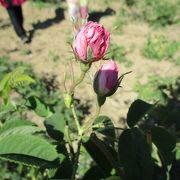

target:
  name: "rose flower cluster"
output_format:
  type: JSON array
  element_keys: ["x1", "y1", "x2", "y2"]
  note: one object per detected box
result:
[{"x1": 73, "y1": 21, "x2": 121, "y2": 101}]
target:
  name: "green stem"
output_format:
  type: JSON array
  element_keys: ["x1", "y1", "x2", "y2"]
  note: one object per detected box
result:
[
  {"x1": 71, "y1": 139, "x2": 82, "y2": 180},
  {"x1": 71, "y1": 103, "x2": 82, "y2": 136},
  {"x1": 69, "y1": 70, "x2": 86, "y2": 96},
  {"x1": 69, "y1": 62, "x2": 91, "y2": 96},
  {"x1": 64, "y1": 125, "x2": 75, "y2": 161},
  {"x1": 83, "y1": 98, "x2": 101, "y2": 133}
]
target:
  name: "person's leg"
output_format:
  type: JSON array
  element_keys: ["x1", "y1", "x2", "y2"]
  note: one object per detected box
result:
[
  {"x1": 16, "y1": 5, "x2": 24, "y2": 28},
  {"x1": 7, "y1": 6, "x2": 27, "y2": 42}
]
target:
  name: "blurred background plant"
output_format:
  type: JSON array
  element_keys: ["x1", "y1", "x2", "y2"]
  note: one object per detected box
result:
[
  {"x1": 0, "y1": 56, "x2": 91, "y2": 178},
  {"x1": 107, "y1": 42, "x2": 133, "y2": 67},
  {"x1": 142, "y1": 34, "x2": 180, "y2": 62}
]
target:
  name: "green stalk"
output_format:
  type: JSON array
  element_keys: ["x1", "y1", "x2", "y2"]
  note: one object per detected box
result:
[
  {"x1": 69, "y1": 70, "x2": 86, "y2": 96},
  {"x1": 71, "y1": 103, "x2": 82, "y2": 136},
  {"x1": 83, "y1": 97, "x2": 101, "y2": 133},
  {"x1": 71, "y1": 139, "x2": 82, "y2": 180},
  {"x1": 69, "y1": 62, "x2": 91, "y2": 96}
]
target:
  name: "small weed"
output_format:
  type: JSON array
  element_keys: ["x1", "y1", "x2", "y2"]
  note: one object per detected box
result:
[
  {"x1": 134, "y1": 75, "x2": 177, "y2": 104},
  {"x1": 29, "y1": 0, "x2": 60, "y2": 9},
  {"x1": 142, "y1": 0, "x2": 179, "y2": 27},
  {"x1": 20, "y1": 49, "x2": 32, "y2": 56},
  {"x1": 48, "y1": 50, "x2": 60, "y2": 62},
  {"x1": 142, "y1": 34, "x2": 180, "y2": 61},
  {"x1": 113, "y1": 8, "x2": 129, "y2": 33},
  {"x1": 107, "y1": 42, "x2": 133, "y2": 67}
]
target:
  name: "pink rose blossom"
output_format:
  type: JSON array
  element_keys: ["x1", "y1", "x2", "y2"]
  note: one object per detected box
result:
[
  {"x1": 73, "y1": 21, "x2": 110, "y2": 63},
  {"x1": 93, "y1": 60, "x2": 119, "y2": 97}
]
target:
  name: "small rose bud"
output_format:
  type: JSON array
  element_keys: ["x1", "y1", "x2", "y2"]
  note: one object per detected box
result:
[
  {"x1": 93, "y1": 60, "x2": 119, "y2": 97},
  {"x1": 73, "y1": 21, "x2": 110, "y2": 63},
  {"x1": 80, "y1": 6, "x2": 88, "y2": 20}
]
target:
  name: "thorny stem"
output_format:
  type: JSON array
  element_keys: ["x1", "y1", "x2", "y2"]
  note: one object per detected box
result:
[
  {"x1": 64, "y1": 125, "x2": 75, "y2": 161},
  {"x1": 83, "y1": 97, "x2": 101, "y2": 133},
  {"x1": 67, "y1": 62, "x2": 91, "y2": 179},
  {"x1": 69, "y1": 70, "x2": 86, "y2": 96},
  {"x1": 71, "y1": 103, "x2": 82, "y2": 136},
  {"x1": 71, "y1": 139, "x2": 82, "y2": 180}
]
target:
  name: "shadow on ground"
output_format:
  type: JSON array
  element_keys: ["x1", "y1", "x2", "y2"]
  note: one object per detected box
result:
[
  {"x1": 29, "y1": 7, "x2": 65, "y2": 42},
  {"x1": 88, "y1": 7, "x2": 116, "y2": 22}
]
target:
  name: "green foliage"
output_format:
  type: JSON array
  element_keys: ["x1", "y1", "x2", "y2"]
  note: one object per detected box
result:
[
  {"x1": 48, "y1": 50, "x2": 60, "y2": 62},
  {"x1": 0, "y1": 134, "x2": 58, "y2": 166},
  {"x1": 113, "y1": 8, "x2": 129, "y2": 33},
  {"x1": 0, "y1": 103, "x2": 16, "y2": 118},
  {"x1": 175, "y1": 143, "x2": 180, "y2": 160},
  {"x1": 152, "y1": 127, "x2": 176, "y2": 166},
  {"x1": 25, "y1": 96, "x2": 52, "y2": 117},
  {"x1": 118, "y1": 127, "x2": 153, "y2": 180},
  {"x1": 107, "y1": 43, "x2": 133, "y2": 67},
  {"x1": 142, "y1": 34, "x2": 180, "y2": 61},
  {"x1": 134, "y1": 75, "x2": 177, "y2": 104},
  {"x1": 0, "y1": 67, "x2": 35, "y2": 104},
  {"x1": 115, "y1": 0, "x2": 179, "y2": 29},
  {"x1": 105, "y1": 176, "x2": 122, "y2": 180},
  {"x1": 29, "y1": 0, "x2": 60, "y2": 9},
  {"x1": 83, "y1": 133, "x2": 117, "y2": 178},
  {"x1": 142, "y1": 0, "x2": 179, "y2": 27},
  {"x1": 44, "y1": 112, "x2": 65, "y2": 141},
  {"x1": 0, "y1": 161, "x2": 43, "y2": 180},
  {"x1": 92, "y1": 116, "x2": 115, "y2": 146},
  {"x1": 0, "y1": 119, "x2": 58, "y2": 168},
  {"x1": 0, "y1": 124, "x2": 42, "y2": 139},
  {"x1": 127, "y1": 99, "x2": 152, "y2": 127},
  {"x1": 0, "y1": 119, "x2": 35, "y2": 134},
  {"x1": 20, "y1": 49, "x2": 32, "y2": 56}
]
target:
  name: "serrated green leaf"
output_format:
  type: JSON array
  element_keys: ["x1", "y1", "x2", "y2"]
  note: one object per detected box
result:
[
  {"x1": 93, "y1": 116, "x2": 115, "y2": 146},
  {"x1": 83, "y1": 165, "x2": 107, "y2": 180},
  {"x1": 83, "y1": 133, "x2": 117, "y2": 177},
  {"x1": 152, "y1": 127, "x2": 176, "y2": 166},
  {"x1": 0, "y1": 67, "x2": 34, "y2": 104},
  {"x1": 0, "y1": 119, "x2": 35, "y2": 134},
  {"x1": 0, "y1": 103, "x2": 16, "y2": 117},
  {"x1": 118, "y1": 127, "x2": 153, "y2": 180},
  {"x1": 0, "y1": 73, "x2": 11, "y2": 92},
  {"x1": 11, "y1": 75, "x2": 35, "y2": 87},
  {"x1": 0, "y1": 126, "x2": 42, "y2": 139},
  {"x1": 175, "y1": 143, "x2": 180, "y2": 160},
  {"x1": 0, "y1": 134, "x2": 58, "y2": 163},
  {"x1": 0, "y1": 154, "x2": 57, "y2": 168},
  {"x1": 105, "y1": 176, "x2": 122, "y2": 180},
  {"x1": 44, "y1": 112, "x2": 65, "y2": 141},
  {"x1": 25, "y1": 96, "x2": 52, "y2": 117},
  {"x1": 127, "y1": 99, "x2": 152, "y2": 127}
]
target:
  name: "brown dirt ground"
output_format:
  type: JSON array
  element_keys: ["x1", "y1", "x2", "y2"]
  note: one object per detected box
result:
[{"x1": 0, "y1": 0, "x2": 179, "y2": 127}]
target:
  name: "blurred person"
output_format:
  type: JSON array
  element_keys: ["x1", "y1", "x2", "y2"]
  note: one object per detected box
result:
[{"x1": 0, "y1": 0, "x2": 29, "y2": 43}]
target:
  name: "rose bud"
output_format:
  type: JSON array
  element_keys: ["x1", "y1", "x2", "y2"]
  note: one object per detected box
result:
[
  {"x1": 80, "y1": 6, "x2": 88, "y2": 20},
  {"x1": 93, "y1": 60, "x2": 119, "y2": 97},
  {"x1": 73, "y1": 21, "x2": 110, "y2": 63},
  {"x1": 79, "y1": 0, "x2": 88, "y2": 20}
]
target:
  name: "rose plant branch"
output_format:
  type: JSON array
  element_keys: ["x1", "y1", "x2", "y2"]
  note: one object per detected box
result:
[
  {"x1": 63, "y1": 21, "x2": 128, "y2": 178},
  {"x1": 71, "y1": 103, "x2": 82, "y2": 136},
  {"x1": 71, "y1": 139, "x2": 82, "y2": 180}
]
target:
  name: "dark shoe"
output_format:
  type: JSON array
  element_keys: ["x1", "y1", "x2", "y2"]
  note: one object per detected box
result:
[{"x1": 20, "y1": 35, "x2": 29, "y2": 44}]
